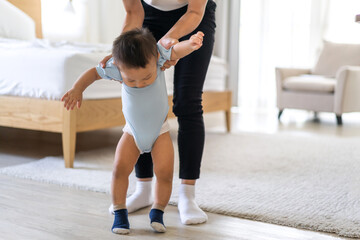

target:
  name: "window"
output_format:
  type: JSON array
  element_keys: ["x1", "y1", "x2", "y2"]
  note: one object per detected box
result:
[{"x1": 238, "y1": 0, "x2": 360, "y2": 111}]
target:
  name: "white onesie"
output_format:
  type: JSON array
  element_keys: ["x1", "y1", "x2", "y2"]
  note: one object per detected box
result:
[{"x1": 96, "y1": 43, "x2": 172, "y2": 153}]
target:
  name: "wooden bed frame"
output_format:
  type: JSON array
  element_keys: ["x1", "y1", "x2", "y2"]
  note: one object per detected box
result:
[{"x1": 1, "y1": 0, "x2": 232, "y2": 168}]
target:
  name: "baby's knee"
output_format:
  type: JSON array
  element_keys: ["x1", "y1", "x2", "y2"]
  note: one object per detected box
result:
[
  {"x1": 155, "y1": 169, "x2": 173, "y2": 183},
  {"x1": 113, "y1": 162, "x2": 132, "y2": 179}
]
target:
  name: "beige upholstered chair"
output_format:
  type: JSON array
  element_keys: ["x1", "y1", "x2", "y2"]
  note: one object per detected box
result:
[{"x1": 276, "y1": 41, "x2": 360, "y2": 125}]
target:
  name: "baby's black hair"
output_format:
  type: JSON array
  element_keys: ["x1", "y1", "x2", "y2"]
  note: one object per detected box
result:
[{"x1": 112, "y1": 28, "x2": 157, "y2": 68}]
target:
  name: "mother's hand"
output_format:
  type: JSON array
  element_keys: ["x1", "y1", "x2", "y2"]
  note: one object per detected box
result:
[
  {"x1": 159, "y1": 37, "x2": 179, "y2": 71},
  {"x1": 99, "y1": 54, "x2": 112, "y2": 68}
]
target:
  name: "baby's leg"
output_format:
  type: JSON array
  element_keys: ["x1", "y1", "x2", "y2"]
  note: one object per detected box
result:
[
  {"x1": 149, "y1": 132, "x2": 174, "y2": 232},
  {"x1": 111, "y1": 132, "x2": 140, "y2": 234}
]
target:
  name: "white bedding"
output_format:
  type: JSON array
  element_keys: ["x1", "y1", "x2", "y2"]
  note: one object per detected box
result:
[{"x1": 0, "y1": 38, "x2": 227, "y2": 100}]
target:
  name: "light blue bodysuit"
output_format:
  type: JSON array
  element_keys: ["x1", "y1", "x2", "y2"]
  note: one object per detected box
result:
[{"x1": 96, "y1": 43, "x2": 172, "y2": 153}]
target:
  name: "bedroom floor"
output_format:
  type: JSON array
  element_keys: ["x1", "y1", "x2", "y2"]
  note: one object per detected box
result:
[{"x1": 1, "y1": 109, "x2": 359, "y2": 240}]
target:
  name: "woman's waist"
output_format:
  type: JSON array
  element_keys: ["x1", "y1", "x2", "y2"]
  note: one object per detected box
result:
[{"x1": 143, "y1": 0, "x2": 188, "y2": 11}]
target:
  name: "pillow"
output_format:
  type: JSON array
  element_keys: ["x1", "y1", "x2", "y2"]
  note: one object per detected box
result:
[
  {"x1": 0, "y1": 0, "x2": 36, "y2": 40},
  {"x1": 312, "y1": 41, "x2": 360, "y2": 78}
]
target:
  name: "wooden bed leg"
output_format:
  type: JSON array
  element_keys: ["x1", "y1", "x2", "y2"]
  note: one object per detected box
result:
[
  {"x1": 62, "y1": 108, "x2": 77, "y2": 168},
  {"x1": 225, "y1": 91, "x2": 232, "y2": 132},
  {"x1": 225, "y1": 110, "x2": 231, "y2": 132}
]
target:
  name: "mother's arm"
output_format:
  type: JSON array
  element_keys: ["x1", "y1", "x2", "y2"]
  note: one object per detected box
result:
[
  {"x1": 100, "y1": 0, "x2": 144, "y2": 67},
  {"x1": 121, "y1": 0, "x2": 144, "y2": 32},
  {"x1": 158, "y1": 0, "x2": 208, "y2": 70},
  {"x1": 159, "y1": 0, "x2": 208, "y2": 45}
]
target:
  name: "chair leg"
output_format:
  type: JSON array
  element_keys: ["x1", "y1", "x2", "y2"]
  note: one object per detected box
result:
[
  {"x1": 313, "y1": 111, "x2": 320, "y2": 122},
  {"x1": 314, "y1": 111, "x2": 318, "y2": 119},
  {"x1": 278, "y1": 109, "x2": 284, "y2": 120},
  {"x1": 336, "y1": 114, "x2": 343, "y2": 126}
]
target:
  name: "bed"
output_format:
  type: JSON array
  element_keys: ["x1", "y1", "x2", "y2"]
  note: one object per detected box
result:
[{"x1": 0, "y1": 0, "x2": 232, "y2": 168}]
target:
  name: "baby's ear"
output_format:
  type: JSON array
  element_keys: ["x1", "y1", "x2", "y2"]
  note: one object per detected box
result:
[{"x1": 157, "y1": 51, "x2": 160, "y2": 60}]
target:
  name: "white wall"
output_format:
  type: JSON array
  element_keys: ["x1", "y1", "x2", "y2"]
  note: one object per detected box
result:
[
  {"x1": 324, "y1": 0, "x2": 360, "y2": 43},
  {"x1": 42, "y1": 0, "x2": 126, "y2": 44}
]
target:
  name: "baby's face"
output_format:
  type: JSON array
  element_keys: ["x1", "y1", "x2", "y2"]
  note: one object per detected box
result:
[{"x1": 117, "y1": 57, "x2": 157, "y2": 88}]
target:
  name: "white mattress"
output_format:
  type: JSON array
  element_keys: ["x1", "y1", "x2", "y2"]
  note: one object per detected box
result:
[{"x1": 0, "y1": 38, "x2": 227, "y2": 100}]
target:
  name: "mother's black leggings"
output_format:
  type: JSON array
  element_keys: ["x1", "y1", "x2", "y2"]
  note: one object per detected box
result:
[{"x1": 135, "y1": 0, "x2": 216, "y2": 180}]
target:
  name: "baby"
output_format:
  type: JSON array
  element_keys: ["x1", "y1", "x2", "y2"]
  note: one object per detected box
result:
[{"x1": 61, "y1": 28, "x2": 204, "y2": 234}]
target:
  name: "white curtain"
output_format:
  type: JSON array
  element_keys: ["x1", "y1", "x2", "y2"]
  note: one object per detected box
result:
[
  {"x1": 237, "y1": 0, "x2": 360, "y2": 111},
  {"x1": 42, "y1": 0, "x2": 125, "y2": 44},
  {"x1": 238, "y1": 0, "x2": 328, "y2": 111},
  {"x1": 213, "y1": 0, "x2": 240, "y2": 105}
]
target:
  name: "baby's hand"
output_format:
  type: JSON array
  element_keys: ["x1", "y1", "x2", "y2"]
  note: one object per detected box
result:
[
  {"x1": 61, "y1": 88, "x2": 83, "y2": 110},
  {"x1": 189, "y1": 31, "x2": 204, "y2": 50}
]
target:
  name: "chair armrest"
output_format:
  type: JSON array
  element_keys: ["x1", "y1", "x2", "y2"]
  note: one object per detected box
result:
[
  {"x1": 276, "y1": 67, "x2": 312, "y2": 80},
  {"x1": 275, "y1": 67, "x2": 311, "y2": 109},
  {"x1": 334, "y1": 66, "x2": 360, "y2": 114},
  {"x1": 275, "y1": 67, "x2": 311, "y2": 92}
]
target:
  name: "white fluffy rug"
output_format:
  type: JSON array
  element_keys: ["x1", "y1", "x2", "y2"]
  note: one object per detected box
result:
[{"x1": 1, "y1": 132, "x2": 360, "y2": 238}]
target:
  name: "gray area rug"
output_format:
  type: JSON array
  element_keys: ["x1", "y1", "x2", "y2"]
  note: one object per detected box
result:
[{"x1": 1, "y1": 132, "x2": 360, "y2": 238}]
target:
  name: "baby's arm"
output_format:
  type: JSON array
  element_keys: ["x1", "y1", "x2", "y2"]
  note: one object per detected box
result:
[
  {"x1": 61, "y1": 67, "x2": 102, "y2": 110},
  {"x1": 170, "y1": 31, "x2": 204, "y2": 60}
]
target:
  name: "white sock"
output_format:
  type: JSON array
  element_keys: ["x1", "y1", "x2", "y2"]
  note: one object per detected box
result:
[
  {"x1": 109, "y1": 180, "x2": 153, "y2": 214},
  {"x1": 178, "y1": 184, "x2": 208, "y2": 225}
]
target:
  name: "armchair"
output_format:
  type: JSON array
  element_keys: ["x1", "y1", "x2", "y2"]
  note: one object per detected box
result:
[{"x1": 276, "y1": 41, "x2": 360, "y2": 125}]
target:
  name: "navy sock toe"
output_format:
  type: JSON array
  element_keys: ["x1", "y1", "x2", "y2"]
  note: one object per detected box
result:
[
  {"x1": 112, "y1": 209, "x2": 130, "y2": 232},
  {"x1": 149, "y1": 208, "x2": 164, "y2": 225}
]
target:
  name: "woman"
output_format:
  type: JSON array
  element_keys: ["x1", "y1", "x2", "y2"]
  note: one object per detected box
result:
[{"x1": 101, "y1": 0, "x2": 216, "y2": 225}]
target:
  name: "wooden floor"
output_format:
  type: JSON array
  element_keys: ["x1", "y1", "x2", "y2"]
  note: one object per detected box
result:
[{"x1": 1, "y1": 109, "x2": 359, "y2": 240}]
